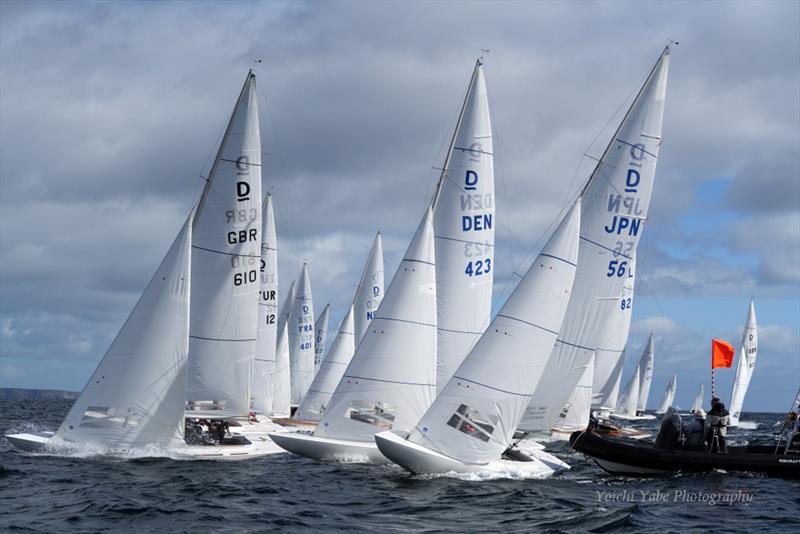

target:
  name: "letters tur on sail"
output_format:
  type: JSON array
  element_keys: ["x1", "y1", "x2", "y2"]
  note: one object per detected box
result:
[
  {"x1": 314, "y1": 208, "x2": 437, "y2": 443},
  {"x1": 57, "y1": 215, "x2": 192, "y2": 448},
  {"x1": 524, "y1": 48, "x2": 671, "y2": 432},
  {"x1": 408, "y1": 200, "x2": 579, "y2": 465},
  {"x1": 433, "y1": 59, "x2": 495, "y2": 392},
  {"x1": 186, "y1": 71, "x2": 262, "y2": 418}
]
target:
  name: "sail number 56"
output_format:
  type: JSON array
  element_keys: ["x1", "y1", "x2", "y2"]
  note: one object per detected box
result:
[{"x1": 606, "y1": 260, "x2": 627, "y2": 277}]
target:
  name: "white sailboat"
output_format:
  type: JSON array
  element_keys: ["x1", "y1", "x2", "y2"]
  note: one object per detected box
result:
[
  {"x1": 293, "y1": 233, "x2": 385, "y2": 422},
  {"x1": 612, "y1": 364, "x2": 641, "y2": 420},
  {"x1": 252, "y1": 194, "x2": 279, "y2": 416},
  {"x1": 271, "y1": 208, "x2": 437, "y2": 463},
  {"x1": 277, "y1": 280, "x2": 296, "y2": 334},
  {"x1": 289, "y1": 263, "x2": 315, "y2": 406},
  {"x1": 375, "y1": 201, "x2": 580, "y2": 475},
  {"x1": 598, "y1": 351, "x2": 624, "y2": 417},
  {"x1": 270, "y1": 309, "x2": 292, "y2": 419},
  {"x1": 655, "y1": 374, "x2": 677, "y2": 414},
  {"x1": 550, "y1": 353, "x2": 595, "y2": 441},
  {"x1": 636, "y1": 333, "x2": 655, "y2": 416},
  {"x1": 523, "y1": 47, "x2": 671, "y2": 433},
  {"x1": 353, "y1": 232, "x2": 385, "y2": 344},
  {"x1": 314, "y1": 303, "x2": 331, "y2": 373},
  {"x1": 729, "y1": 300, "x2": 758, "y2": 427},
  {"x1": 690, "y1": 383, "x2": 705, "y2": 414},
  {"x1": 7, "y1": 216, "x2": 193, "y2": 453},
  {"x1": 432, "y1": 58, "x2": 495, "y2": 391}
]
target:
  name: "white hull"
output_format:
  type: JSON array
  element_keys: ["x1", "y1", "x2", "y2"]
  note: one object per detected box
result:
[
  {"x1": 6, "y1": 432, "x2": 54, "y2": 452},
  {"x1": 374, "y1": 431, "x2": 567, "y2": 476},
  {"x1": 269, "y1": 431, "x2": 389, "y2": 463},
  {"x1": 550, "y1": 427, "x2": 585, "y2": 442},
  {"x1": 610, "y1": 413, "x2": 656, "y2": 421}
]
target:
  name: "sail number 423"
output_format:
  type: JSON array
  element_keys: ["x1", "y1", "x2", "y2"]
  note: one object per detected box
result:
[{"x1": 465, "y1": 258, "x2": 491, "y2": 277}]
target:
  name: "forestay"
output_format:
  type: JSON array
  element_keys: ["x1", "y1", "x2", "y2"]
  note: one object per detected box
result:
[
  {"x1": 432, "y1": 59, "x2": 495, "y2": 391},
  {"x1": 525, "y1": 48, "x2": 671, "y2": 432},
  {"x1": 407, "y1": 201, "x2": 579, "y2": 465},
  {"x1": 636, "y1": 333, "x2": 655, "y2": 412},
  {"x1": 314, "y1": 303, "x2": 331, "y2": 373},
  {"x1": 729, "y1": 301, "x2": 757, "y2": 426},
  {"x1": 656, "y1": 374, "x2": 677, "y2": 414},
  {"x1": 57, "y1": 216, "x2": 192, "y2": 448},
  {"x1": 294, "y1": 305, "x2": 356, "y2": 421},
  {"x1": 289, "y1": 263, "x2": 315, "y2": 405},
  {"x1": 314, "y1": 208, "x2": 437, "y2": 443},
  {"x1": 353, "y1": 232, "x2": 385, "y2": 344},
  {"x1": 253, "y1": 194, "x2": 279, "y2": 414},
  {"x1": 616, "y1": 364, "x2": 641, "y2": 418},
  {"x1": 186, "y1": 71, "x2": 262, "y2": 418}
]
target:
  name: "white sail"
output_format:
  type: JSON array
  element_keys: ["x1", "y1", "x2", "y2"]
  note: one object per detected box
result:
[
  {"x1": 314, "y1": 303, "x2": 331, "y2": 373},
  {"x1": 525, "y1": 48, "x2": 671, "y2": 432},
  {"x1": 655, "y1": 374, "x2": 677, "y2": 414},
  {"x1": 554, "y1": 353, "x2": 595, "y2": 433},
  {"x1": 433, "y1": 59, "x2": 495, "y2": 391},
  {"x1": 407, "y1": 201, "x2": 579, "y2": 465},
  {"x1": 294, "y1": 305, "x2": 356, "y2": 422},
  {"x1": 729, "y1": 301, "x2": 758, "y2": 426},
  {"x1": 186, "y1": 71, "x2": 262, "y2": 418},
  {"x1": 691, "y1": 383, "x2": 704, "y2": 413},
  {"x1": 289, "y1": 263, "x2": 315, "y2": 405},
  {"x1": 253, "y1": 194, "x2": 279, "y2": 414},
  {"x1": 353, "y1": 232, "x2": 385, "y2": 344},
  {"x1": 271, "y1": 314, "x2": 292, "y2": 417},
  {"x1": 57, "y1": 216, "x2": 192, "y2": 448},
  {"x1": 278, "y1": 280, "x2": 296, "y2": 335},
  {"x1": 603, "y1": 352, "x2": 625, "y2": 411},
  {"x1": 314, "y1": 208, "x2": 437, "y2": 443},
  {"x1": 616, "y1": 364, "x2": 641, "y2": 418},
  {"x1": 636, "y1": 333, "x2": 655, "y2": 412}
]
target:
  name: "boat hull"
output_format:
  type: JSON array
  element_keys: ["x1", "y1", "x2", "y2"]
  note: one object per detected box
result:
[
  {"x1": 6, "y1": 432, "x2": 54, "y2": 452},
  {"x1": 374, "y1": 431, "x2": 566, "y2": 477},
  {"x1": 570, "y1": 430, "x2": 800, "y2": 478},
  {"x1": 269, "y1": 431, "x2": 389, "y2": 463}
]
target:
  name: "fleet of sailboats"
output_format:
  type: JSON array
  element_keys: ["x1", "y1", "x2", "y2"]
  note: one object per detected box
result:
[{"x1": 7, "y1": 46, "x2": 779, "y2": 479}]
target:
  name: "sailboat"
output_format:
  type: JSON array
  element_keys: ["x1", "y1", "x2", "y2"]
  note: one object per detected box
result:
[
  {"x1": 9, "y1": 71, "x2": 285, "y2": 458},
  {"x1": 690, "y1": 383, "x2": 705, "y2": 414},
  {"x1": 729, "y1": 300, "x2": 758, "y2": 427},
  {"x1": 635, "y1": 334, "x2": 655, "y2": 418},
  {"x1": 313, "y1": 303, "x2": 331, "y2": 373},
  {"x1": 270, "y1": 208, "x2": 437, "y2": 462},
  {"x1": 549, "y1": 354, "x2": 595, "y2": 441},
  {"x1": 375, "y1": 201, "x2": 580, "y2": 475},
  {"x1": 523, "y1": 47, "x2": 671, "y2": 434},
  {"x1": 655, "y1": 374, "x2": 677, "y2": 414},
  {"x1": 269, "y1": 279, "x2": 294, "y2": 419},
  {"x1": 289, "y1": 263, "x2": 315, "y2": 408},
  {"x1": 612, "y1": 364, "x2": 641, "y2": 420},
  {"x1": 293, "y1": 233, "x2": 385, "y2": 422}
]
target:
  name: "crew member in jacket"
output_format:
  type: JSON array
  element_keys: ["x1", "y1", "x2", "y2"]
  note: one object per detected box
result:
[{"x1": 705, "y1": 399, "x2": 730, "y2": 453}]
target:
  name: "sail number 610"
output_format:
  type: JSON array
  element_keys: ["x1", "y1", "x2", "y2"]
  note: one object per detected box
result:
[{"x1": 606, "y1": 260, "x2": 628, "y2": 277}]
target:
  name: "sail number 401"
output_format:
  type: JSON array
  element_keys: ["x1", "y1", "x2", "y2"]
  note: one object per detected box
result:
[
  {"x1": 606, "y1": 260, "x2": 628, "y2": 277},
  {"x1": 465, "y1": 258, "x2": 491, "y2": 277}
]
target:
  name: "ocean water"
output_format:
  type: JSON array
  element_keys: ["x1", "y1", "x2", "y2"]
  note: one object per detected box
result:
[{"x1": 1, "y1": 400, "x2": 798, "y2": 533}]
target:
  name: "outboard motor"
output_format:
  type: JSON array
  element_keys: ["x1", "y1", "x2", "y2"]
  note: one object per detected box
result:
[{"x1": 655, "y1": 408, "x2": 682, "y2": 451}]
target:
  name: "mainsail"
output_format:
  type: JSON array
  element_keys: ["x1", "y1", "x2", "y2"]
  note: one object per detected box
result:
[
  {"x1": 690, "y1": 383, "x2": 704, "y2": 413},
  {"x1": 289, "y1": 263, "x2": 314, "y2": 405},
  {"x1": 554, "y1": 353, "x2": 595, "y2": 434},
  {"x1": 314, "y1": 208, "x2": 437, "y2": 443},
  {"x1": 278, "y1": 280, "x2": 296, "y2": 334},
  {"x1": 603, "y1": 351, "x2": 625, "y2": 412},
  {"x1": 525, "y1": 48, "x2": 671, "y2": 432},
  {"x1": 253, "y1": 194, "x2": 279, "y2": 414},
  {"x1": 57, "y1": 215, "x2": 192, "y2": 448},
  {"x1": 432, "y1": 58, "x2": 495, "y2": 391},
  {"x1": 186, "y1": 71, "x2": 262, "y2": 418},
  {"x1": 655, "y1": 374, "x2": 677, "y2": 414},
  {"x1": 314, "y1": 303, "x2": 331, "y2": 373},
  {"x1": 294, "y1": 305, "x2": 355, "y2": 421},
  {"x1": 636, "y1": 333, "x2": 655, "y2": 412},
  {"x1": 729, "y1": 301, "x2": 758, "y2": 426},
  {"x1": 616, "y1": 364, "x2": 641, "y2": 418},
  {"x1": 271, "y1": 311, "x2": 292, "y2": 417},
  {"x1": 406, "y1": 201, "x2": 579, "y2": 465},
  {"x1": 353, "y1": 232, "x2": 384, "y2": 343}
]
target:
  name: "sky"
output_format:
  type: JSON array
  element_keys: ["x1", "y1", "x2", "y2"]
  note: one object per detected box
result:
[{"x1": 1, "y1": 0, "x2": 798, "y2": 412}]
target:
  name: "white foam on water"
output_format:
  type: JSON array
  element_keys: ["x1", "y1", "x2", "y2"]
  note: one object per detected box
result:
[
  {"x1": 736, "y1": 421, "x2": 759, "y2": 430},
  {"x1": 415, "y1": 463, "x2": 555, "y2": 482}
]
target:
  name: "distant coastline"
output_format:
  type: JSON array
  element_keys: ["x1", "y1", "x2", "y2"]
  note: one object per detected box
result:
[{"x1": 0, "y1": 388, "x2": 80, "y2": 400}]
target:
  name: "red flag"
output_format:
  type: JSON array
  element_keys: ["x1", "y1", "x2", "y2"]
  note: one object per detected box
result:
[{"x1": 711, "y1": 339, "x2": 734, "y2": 368}]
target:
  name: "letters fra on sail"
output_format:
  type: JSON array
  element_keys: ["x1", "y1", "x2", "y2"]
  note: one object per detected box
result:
[{"x1": 711, "y1": 339, "x2": 735, "y2": 368}]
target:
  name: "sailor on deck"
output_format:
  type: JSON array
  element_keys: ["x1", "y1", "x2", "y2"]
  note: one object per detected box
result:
[
  {"x1": 705, "y1": 399, "x2": 729, "y2": 453},
  {"x1": 683, "y1": 409, "x2": 706, "y2": 450}
]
